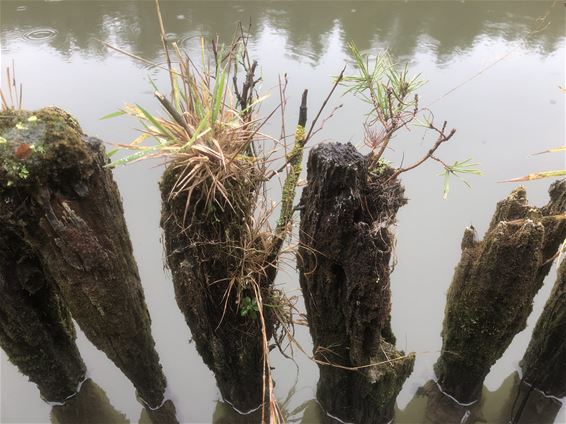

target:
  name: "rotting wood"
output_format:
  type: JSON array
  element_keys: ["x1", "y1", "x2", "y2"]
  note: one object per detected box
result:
[
  {"x1": 0, "y1": 229, "x2": 86, "y2": 403},
  {"x1": 435, "y1": 181, "x2": 566, "y2": 404},
  {"x1": 160, "y1": 160, "x2": 272, "y2": 413},
  {"x1": 520, "y1": 255, "x2": 566, "y2": 398},
  {"x1": 298, "y1": 142, "x2": 414, "y2": 424},
  {"x1": 0, "y1": 107, "x2": 171, "y2": 413}
]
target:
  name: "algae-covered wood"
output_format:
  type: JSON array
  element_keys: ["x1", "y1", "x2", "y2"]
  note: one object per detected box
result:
[
  {"x1": 0, "y1": 108, "x2": 168, "y2": 409},
  {"x1": 435, "y1": 182, "x2": 566, "y2": 403}
]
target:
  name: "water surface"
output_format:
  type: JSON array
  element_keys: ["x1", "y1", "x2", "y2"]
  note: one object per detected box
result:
[{"x1": 1, "y1": 1, "x2": 565, "y2": 423}]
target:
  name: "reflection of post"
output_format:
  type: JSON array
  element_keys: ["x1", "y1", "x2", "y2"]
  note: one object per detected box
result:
[
  {"x1": 399, "y1": 372, "x2": 563, "y2": 424},
  {"x1": 138, "y1": 399, "x2": 179, "y2": 424},
  {"x1": 0, "y1": 231, "x2": 86, "y2": 403},
  {"x1": 520, "y1": 257, "x2": 566, "y2": 399},
  {"x1": 51, "y1": 379, "x2": 128, "y2": 424},
  {"x1": 496, "y1": 372, "x2": 562, "y2": 424},
  {"x1": 435, "y1": 183, "x2": 566, "y2": 404},
  {"x1": 211, "y1": 401, "x2": 262, "y2": 424},
  {"x1": 396, "y1": 380, "x2": 485, "y2": 424},
  {"x1": 298, "y1": 143, "x2": 414, "y2": 424},
  {"x1": 0, "y1": 108, "x2": 169, "y2": 409}
]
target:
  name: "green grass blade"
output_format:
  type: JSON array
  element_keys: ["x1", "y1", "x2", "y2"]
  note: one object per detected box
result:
[
  {"x1": 136, "y1": 104, "x2": 175, "y2": 140},
  {"x1": 100, "y1": 110, "x2": 126, "y2": 120}
]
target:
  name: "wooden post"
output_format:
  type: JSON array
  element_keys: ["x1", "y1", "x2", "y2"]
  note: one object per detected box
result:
[
  {"x1": 0, "y1": 230, "x2": 86, "y2": 403},
  {"x1": 298, "y1": 142, "x2": 414, "y2": 424},
  {"x1": 520, "y1": 256, "x2": 566, "y2": 398},
  {"x1": 0, "y1": 107, "x2": 169, "y2": 410},
  {"x1": 435, "y1": 182, "x2": 566, "y2": 404}
]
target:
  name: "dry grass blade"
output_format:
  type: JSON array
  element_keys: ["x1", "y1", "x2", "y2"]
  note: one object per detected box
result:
[{"x1": 1, "y1": 61, "x2": 23, "y2": 111}]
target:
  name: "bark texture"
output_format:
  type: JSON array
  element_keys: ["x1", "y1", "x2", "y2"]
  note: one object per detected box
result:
[
  {"x1": 0, "y1": 230, "x2": 86, "y2": 402},
  {"x1": 520, "y1": 256, "x2": 566, "y2": 398},
  {"x1": 160, "y1": 165, "x2": 273, "y2": 412},
  {"x1": 298, "y1": 142, "x2": 414, "y2": 424},
  {"x1": 435, "y1": 182, "x2": 566, "y2": 404},
  {"x1": 0, "y1": 108, "x2": 167, "y2": 407}
]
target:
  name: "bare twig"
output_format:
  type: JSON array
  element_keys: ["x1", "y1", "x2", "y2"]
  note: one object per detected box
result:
[
  {"x1": 266, "y1": 68, "x2": 344, "y2": 180},
  {"x1": 387, "y1": 121, "x2": 456, "y2": 181},
  {"x1": 304, "y1": 65, "x2": 346, "y2": 143},
  {"x1": 154, "y1": 91, "x2": 190, "y2": 135}
]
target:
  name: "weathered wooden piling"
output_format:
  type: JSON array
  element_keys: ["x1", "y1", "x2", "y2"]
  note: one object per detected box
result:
[
  {"x1": 0, "y1": 230, "x2": 86, "y2": 403},
  {"x1": 298, "y1": 142, "x2": 415, "y2": 424},
  {"x1": 160, "y1": 164, "x2": 273, "y2": 412},
  {"x1": 0, "y1": 108, "x2": 168, "y2": 408},
  {"x1": 435, "y1": 182, "x2": 566, "y2": 404},
  {"x1": 520, "y1": 255, "x2": 566, "y2": 398}
]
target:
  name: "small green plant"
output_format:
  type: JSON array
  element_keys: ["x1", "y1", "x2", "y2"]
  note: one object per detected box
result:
[
  {"x1": 342, "y1": 42, "x2": 480, "y2": 198},
  {"x1": 439, "y1": 159, "x2": 482, "y2": 199},
  {"x1": 240, "y1": 296, "x2": 259, "y2": 320}
]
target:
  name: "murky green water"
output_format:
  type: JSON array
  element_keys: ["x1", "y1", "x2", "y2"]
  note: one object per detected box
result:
[{"x1": 1, "y1": 1, "x2": 565, "y2": 423}]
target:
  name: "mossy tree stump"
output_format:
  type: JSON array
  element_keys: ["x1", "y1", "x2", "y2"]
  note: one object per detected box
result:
[
  {"x1": 520, "y1": 254, "x2": 566, "y2": 398},
  {"x1": 0, "y1": 108, "x2": 168, "y2": 409},
  {"x1": 160, "y1": 165, "x2": 273, "y2": 413},
  {"x1": 0, "y1": 230, "x2": 86, "y2": 403},
  {"x1": 435, "y1": 182, "x2": 566, "y2": 404},
  {"x1": 297, "y1": 142, "x2": 415, "y2": 424}
]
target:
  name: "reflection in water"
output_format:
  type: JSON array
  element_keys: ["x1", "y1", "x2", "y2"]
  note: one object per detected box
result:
[
  {"x1": 138, "y1": 399, "x2": 179, "y2": 424},
  {"x1": 396, "y1": 372, "x2": 563, "y2": 424},
  {"x1": 0, "y1": 1, "x2": 563, "y2": 62},
  {"x1": 212, "y1": 401, "x2": 263, "y2": 424},
  {"x1": 397, "y1": 380, "x2": 485, "y2": 423},
  {"x1": 492, "y1": 372, "x2": 562, "y2": 424},
  {"x1": 51, "y1": 379, "x2": 129, "y2": 424},
  {"x1": 212, "y1": 398, "x2": 322, "y2": 424}
]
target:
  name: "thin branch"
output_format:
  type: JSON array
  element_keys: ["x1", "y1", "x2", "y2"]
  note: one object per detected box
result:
[
  {"x1": 266, "y1": 68, "x2": 344, "y2": 180},
  {"x1": 388, "y1": 122, "x2": 456, "y2": 181},
  {"x1": 304, "y1": 65, "x2": 345, "y2": 143},
  {"x1": 154, "y1": 90, "x2": 191, "y2": 135}
]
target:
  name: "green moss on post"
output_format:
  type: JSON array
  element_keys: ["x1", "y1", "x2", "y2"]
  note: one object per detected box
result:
[
  {"x1": 435, "y1": 182, "x2": 566, "y2": 404},
  {"x1": 160, "y1": 164, "x2": 271, "y2": 413},
  {"x1": 0, "y1": 231, "x2": 86, "y2": 403},
  {"x1": 0, "y1": 108, "x2": 170, "y2": 411},
  {"x1": 298, "y1": 142, "x2": 414, "y2": 424},
  {"x1": 520, "y1": 257, "x2": 566, "y2": 398}
]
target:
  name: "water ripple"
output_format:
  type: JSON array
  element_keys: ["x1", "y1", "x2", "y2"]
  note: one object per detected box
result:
[{"x1": 23, "y1": 28, "x2": 58, "y2": 42}]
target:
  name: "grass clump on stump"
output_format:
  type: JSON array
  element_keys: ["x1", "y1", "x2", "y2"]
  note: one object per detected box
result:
[
  {"x1": 107, "y1": 17, "x2": 311, "y2": 415},
  {"x1": 435, "y1": 181, "x2": 566, "y2": 404},
  {"x1": 0, "y1": 107, "x2": 171, "y2": 413}
]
